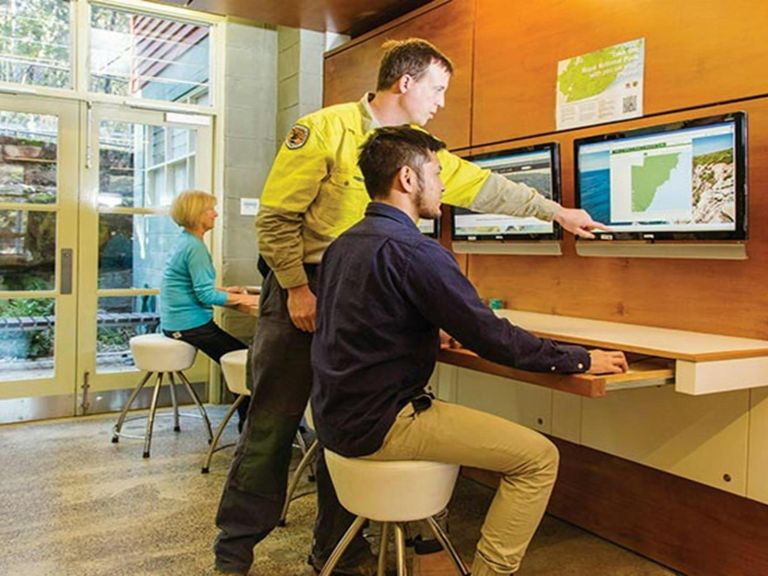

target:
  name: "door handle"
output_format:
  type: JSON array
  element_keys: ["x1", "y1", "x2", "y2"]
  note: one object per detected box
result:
[{"x1": 60, "y1": 248, "x2": 73, "y2": 295}]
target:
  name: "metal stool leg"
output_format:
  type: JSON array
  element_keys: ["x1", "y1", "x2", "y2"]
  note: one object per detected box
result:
[
  {"x1": 425, "y1": 516, "x2": 470, "y2": 576},
  {"x1": 294, "y1": 428, "x2": 317, "y2": 481},
  {"x1": 142, "y1": 372, "x2": 164, "y2": 458},
  {"x1": 168, "y1": 371, "x2": 181, "y2": 432},
  {"x1": 319, "y1": 516, "x2": 367, "y2": 576},
  {"x1": 378, "y1": 522, "x2": 390, "y2": 576},
  {"x1": 394, "y1": 523, "x2": 408, "y2": 576},
  {"x1": 201, "y1": 395, "x2": 245, "y2": 474},
  {"x1": 176, "y1": 370, "x2": 213, "y2": 442},
  {"x1": 278, "y1": 439, "x2": 320, "y2": 526},
  {"x1": 112, "y1": 371, "x2": 153, "y2": 442}
]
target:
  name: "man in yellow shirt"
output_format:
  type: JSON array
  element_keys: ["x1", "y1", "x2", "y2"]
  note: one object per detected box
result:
[{"x1": 213, "y1": 39, "x2": 606, "y2": 576}]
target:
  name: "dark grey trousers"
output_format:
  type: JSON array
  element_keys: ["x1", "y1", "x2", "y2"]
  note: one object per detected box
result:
[{"x1": 213, "y1": 267, "x2": 369, "y2": 572}]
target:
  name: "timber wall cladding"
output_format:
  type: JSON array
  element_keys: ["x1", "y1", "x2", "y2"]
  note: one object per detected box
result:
[
  {"x1": 473, "y1": 0, "x2": 768, "y2": 142},
  {"x1": 468, "y1": 0, "x2": 768, "y2": 339},
  {"x1": 324, "y1": 0, "x2": 768, "y2": 338}
]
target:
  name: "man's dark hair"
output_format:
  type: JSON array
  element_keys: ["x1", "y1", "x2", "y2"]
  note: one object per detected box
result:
[
  {"x1": 358, "y1": 126, "x2": 446, "y2": 200},
  {"x1": 376, "y1": 38, "x2": 454, "y2": 91}
]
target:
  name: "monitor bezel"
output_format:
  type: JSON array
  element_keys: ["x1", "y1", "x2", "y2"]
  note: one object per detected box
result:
[
  {"x1": 574, "y1": 112, "x2": 748, "y2": 242},
  {"x1": 451, "y1": 142, "x2": 562, "y2": 242},
  {"x1": 418, "y1": 216, "x2": 440, "y2": 239}
]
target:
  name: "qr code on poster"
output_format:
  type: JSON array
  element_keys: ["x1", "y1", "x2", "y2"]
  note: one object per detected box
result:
[{"x1": 623, "y1": 95, "x2": 638, "y2": 114}]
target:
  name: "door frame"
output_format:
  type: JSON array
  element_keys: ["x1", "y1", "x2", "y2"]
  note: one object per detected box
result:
[
  {"x1": 0, "y1": 95, "x2": 81, "y2": 422},
  {"x1": 75, "y1": 102, "x2": 214, "y2": 415}
]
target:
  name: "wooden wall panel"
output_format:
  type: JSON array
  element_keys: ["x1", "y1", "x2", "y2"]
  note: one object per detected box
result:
[
  {"x1": 323, "y1": 0, "x2": 475, "y2": 149},
  {"x1": 473, "y1": 0, "x2": 768, "y2": 144},
  {"x1": 467, "y1": 99, "x2": 768, "y2": 339},
  {"x1": 463, "y1": 437, "x2": 768, "y2": 576}
]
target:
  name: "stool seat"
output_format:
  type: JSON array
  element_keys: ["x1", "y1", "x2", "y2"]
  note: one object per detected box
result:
[
  {"x1": 320, "y1": 451, "x2": 468, "y2": 576},
  {"x1": 130, "y1": 334, "x2": 196, "y2": 372},
  {"x1": 112, "y1": 334, "x2": 211, "y2": 459},
  {"x1": 221, "y1": 349, "x2": 250, "y2": 396},
  {"x1": 326, "y1": 452, "x2": 459, "y2": 522}
]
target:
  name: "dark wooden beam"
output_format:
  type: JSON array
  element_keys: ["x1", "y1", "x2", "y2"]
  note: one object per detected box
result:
[{"x1": 148, "y1": 0, "x2": 432, "y2": 35}]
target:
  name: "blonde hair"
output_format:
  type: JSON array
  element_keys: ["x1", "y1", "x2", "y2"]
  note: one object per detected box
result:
[{"x1": 170, "y1": 189, "x2": 216, "y2": 229}]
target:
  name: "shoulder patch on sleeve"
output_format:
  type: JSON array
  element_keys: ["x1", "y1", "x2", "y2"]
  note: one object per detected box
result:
[{"x1": 285, "y1": 124, "x2": 310, "y2": 150}]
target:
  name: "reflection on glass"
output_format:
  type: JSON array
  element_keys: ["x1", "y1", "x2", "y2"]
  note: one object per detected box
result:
[
  {"x1": 150, "y1": 126, "x2": 165, "y2": 165},
  {"x1": 0, "y1": 210, "x2": 56, "y2": 291},
  {"x1": 0, "y1": 0, "x2": 71, "y2": 89},
  {"x1": 89, "y1": 5, "x2": 211, "y2": 103},
  {"x1": 0, "y1": 298, "x2": 55, "y2": 382},
  {"x1": 98, "y1": 213, "x2": 177, "y2": 290},
  {"x1": 96, "y1": 295, "x2": 160, "y2": 373},
  {"x1": 170, "y1": 127, "x2": 188, "y2": 158},
  {"x1": 98, "y1": 121, "x2": 196, "y2": 209},
  {"x1": 0, "y1": 111, "x2": 58, "y2": 204}
]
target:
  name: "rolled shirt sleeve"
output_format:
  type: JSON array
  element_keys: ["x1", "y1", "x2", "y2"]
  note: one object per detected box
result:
[{"x1": 437, "y1": 149, "x2": 560, "y2": 220}]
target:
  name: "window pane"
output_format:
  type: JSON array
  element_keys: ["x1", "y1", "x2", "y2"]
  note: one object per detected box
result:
[
  {"x1": 0, "y1": 297, "x2": 55, "y2": 382},
  {"x1": 98, "y1": 121, "x2": 196, "y2": 209},
  {"x1": 170, "y1": 127, "x2": 188, "y2": 160},
  {"x1": 0, "y1": 0, "x2": 71, "y2": 89},
  {"x1": 90, "y1": 5, "x2": 211, "y2": 104},
  {"x1": 0, "y1": 209, "x2": 56, "y2": 291},
  {"x1": 98, "y1": 213, "x2": 177, "y2": 290},
  {"x1": 96, "y1": 295, "x2": 160, "y2": 373},
  {"x1": 0, "y1": 111, "x2": 58, "y2": 204}
]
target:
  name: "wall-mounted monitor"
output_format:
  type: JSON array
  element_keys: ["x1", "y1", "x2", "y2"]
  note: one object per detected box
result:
[
  {"x1": 451, "y1": 143, "x2": 561, "y2": 241},
  {"x1": 417, "y1": 218, "x2": 439, "y2": 239},
  {"x1": 575, "y1": 112, "x2": 747, "y2": 241}
]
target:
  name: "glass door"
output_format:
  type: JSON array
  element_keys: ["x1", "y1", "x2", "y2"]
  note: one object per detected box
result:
[
  {"x1": 0, "y1": 95, "x2": 79, "y2": 421},
  {"x1": 77, "y1": 103, "x2": 213, "y2": 412}
]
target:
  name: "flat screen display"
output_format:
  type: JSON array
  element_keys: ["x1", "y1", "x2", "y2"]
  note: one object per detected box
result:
[
  {"x1": 417, "y1": 218, "x2": 439, "y2": 238},
  {"x1": 451, "y1": 143, "x2": 561, "y2": 241},
  {"x1": 575, "y1": 112, "x2": 747, "y2": 241}
]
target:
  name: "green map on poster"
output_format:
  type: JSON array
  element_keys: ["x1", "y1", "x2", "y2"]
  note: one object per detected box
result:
[{"x1": 558, "y1": 41, "x2": 642, "y2": 103}]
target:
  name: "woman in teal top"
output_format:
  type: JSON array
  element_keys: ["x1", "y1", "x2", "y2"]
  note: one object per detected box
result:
[{"x1": 160, "y1": 190, "x2": 259, "y2": 430}]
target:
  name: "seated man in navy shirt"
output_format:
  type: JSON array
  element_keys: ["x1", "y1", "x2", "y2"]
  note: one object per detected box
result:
[{"x1": 310, "y1": 126, "x2": 628, "y2": 576}]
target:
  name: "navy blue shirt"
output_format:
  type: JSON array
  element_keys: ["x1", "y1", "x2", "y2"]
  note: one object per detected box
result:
[{"x1": 311, "y1": 202, "x2": 590, "y2": 457}]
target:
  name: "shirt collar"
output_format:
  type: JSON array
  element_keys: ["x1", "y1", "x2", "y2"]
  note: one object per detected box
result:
[
  {"x1": 359, "y1": 92, "x2": 382, "y2": 133},
  {"x1": 365, "y1": 202, "x2": 420, "y2": 231}
]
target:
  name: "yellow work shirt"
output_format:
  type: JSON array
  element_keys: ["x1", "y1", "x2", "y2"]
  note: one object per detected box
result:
[{"x1": 257, "y1": 94, "x2": 559, "y2": 289}]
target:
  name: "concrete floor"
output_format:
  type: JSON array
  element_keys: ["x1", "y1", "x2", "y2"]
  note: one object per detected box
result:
[{"x1": 0, "y1": 407, "x2": 680, "y2": 575}]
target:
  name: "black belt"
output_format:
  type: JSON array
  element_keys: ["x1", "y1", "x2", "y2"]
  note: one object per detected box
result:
[{"x1": 411, "y1": 392, "x2": 434, "y2": 414}]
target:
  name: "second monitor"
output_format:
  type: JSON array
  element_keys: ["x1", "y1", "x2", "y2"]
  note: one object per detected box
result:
[{"x1": 451, "y1": 143, "x2": 561, "y2": 242}]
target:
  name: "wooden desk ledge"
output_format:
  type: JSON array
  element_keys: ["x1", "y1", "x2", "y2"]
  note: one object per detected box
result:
[
  {"x1": 494, "y1": 309, "x2": 768, "y2": 362},
  {"x1": 437, "y1": 347, "x2": 674, "y2": 398}
]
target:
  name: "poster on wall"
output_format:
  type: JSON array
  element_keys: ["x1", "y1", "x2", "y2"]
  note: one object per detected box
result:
[{"x1": 556, "y1": 38, "x2": 645, "y2": 130}]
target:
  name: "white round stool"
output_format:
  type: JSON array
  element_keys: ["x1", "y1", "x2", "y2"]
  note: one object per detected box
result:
[
  {"x1": 111, "y1": 334, "x2": 213, "y2": 458},
  {"x1": 278, "y1": 403, "x2": 319, "y2": 526},
  {"x1": 201, "y1": 349, "x2": 251, "y2": 473},
  {"x1": 321, "y1": 452, "x2": 469, "y2": 576}
]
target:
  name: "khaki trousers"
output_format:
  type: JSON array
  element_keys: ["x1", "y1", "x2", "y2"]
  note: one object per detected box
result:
[{"x1": 365, "y1": 399, "x2": 559, "y2": 576}]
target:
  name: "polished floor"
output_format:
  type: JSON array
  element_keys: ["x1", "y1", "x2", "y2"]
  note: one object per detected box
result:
[{"x1": 0, "y1": 406, "x2": 680, "y2": 576}]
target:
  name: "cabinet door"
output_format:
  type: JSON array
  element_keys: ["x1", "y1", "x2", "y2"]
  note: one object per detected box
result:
[
  {"x1": 748, "y1": 387, "x2": 768, "y2": 505},
  {"x1": 455, "y1": 367, "x2": 552, "y2": 434},
  {"x1": 581, "y1": 386, "x2": 750, "y2": 495}
]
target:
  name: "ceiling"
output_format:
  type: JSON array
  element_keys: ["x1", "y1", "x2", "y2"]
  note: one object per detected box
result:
[{"x1": 149, "y1": 0, "x2": 434, "y2": 36}]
